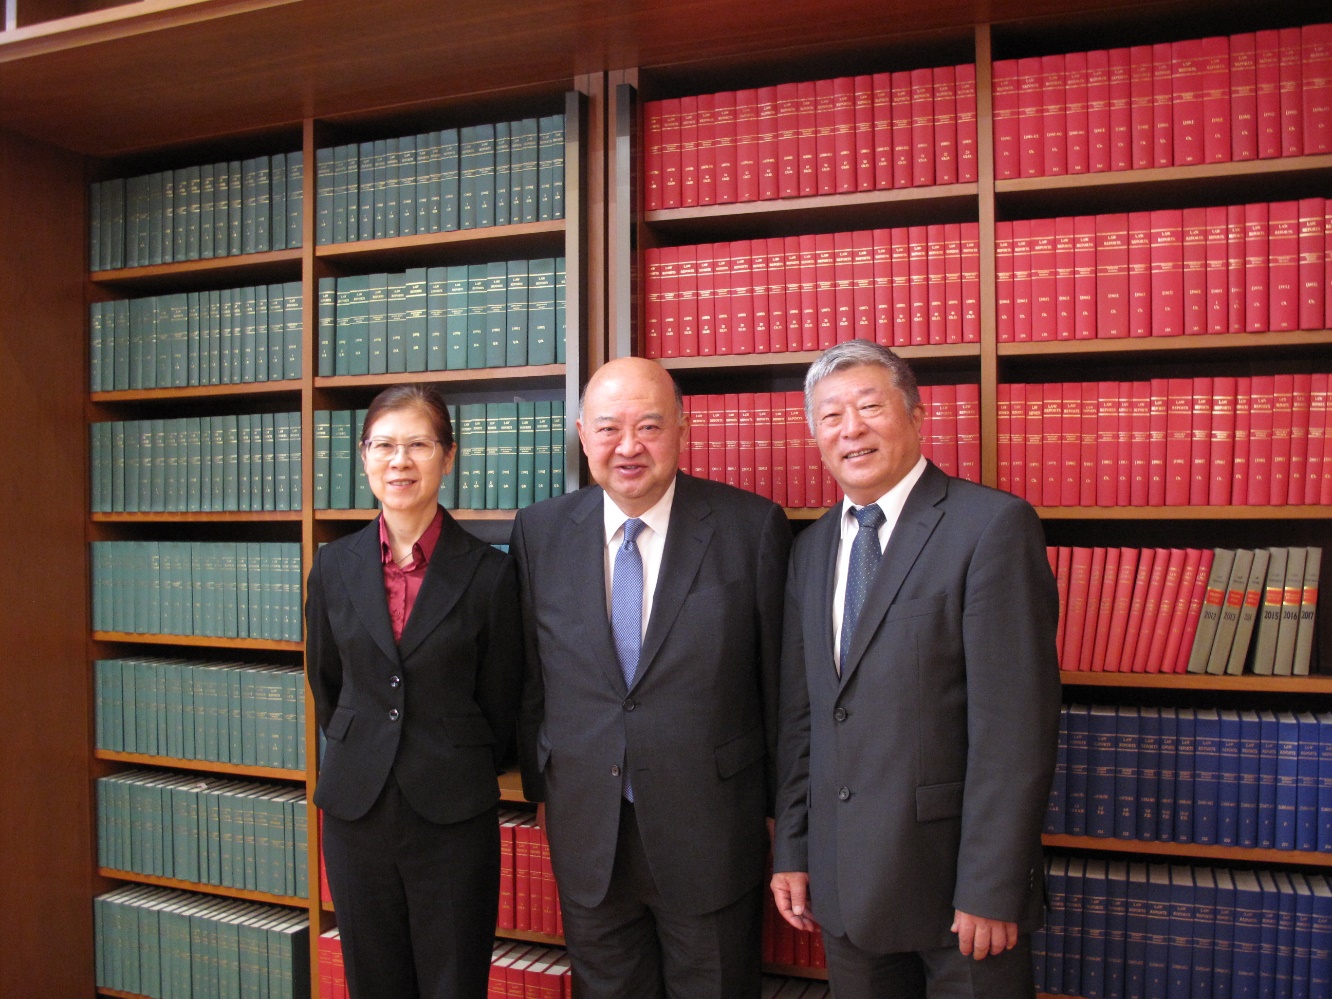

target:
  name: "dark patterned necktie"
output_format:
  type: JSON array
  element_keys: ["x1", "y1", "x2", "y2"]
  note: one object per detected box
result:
[{"x1": 840, "y1": 504, "x2": 886, "y2": 673}]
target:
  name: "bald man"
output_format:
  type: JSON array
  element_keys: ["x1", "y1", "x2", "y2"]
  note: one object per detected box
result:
[{"x1": 512, "y1": 358, "x2": 791, "y2": 999}]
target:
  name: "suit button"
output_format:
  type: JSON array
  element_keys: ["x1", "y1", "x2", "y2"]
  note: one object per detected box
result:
[
  {"x1": 838, "y1": 786, "x2": 851, "y2": 801},
  {"x1": 389, "y1": 675, "x2": 401, "y2": 688},
  {"x1": 623, "y1": 698, "x2": 636, "y2": 711},
  {"x1": 388, "y1": 708, "x2": 400, "y2": 722},
  {"x1": 834, "y1": 708, "x2": 847, "y2": 722},
  {"x1": 611, "y1": 765, "x2": 621, "y2": 777}
]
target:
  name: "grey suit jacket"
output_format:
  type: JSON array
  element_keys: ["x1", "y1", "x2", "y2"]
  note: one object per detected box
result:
[
  {"x1": 306, "y1": 510, "x2": 523, "y2": 825},
  {"x1": 774, "y1": 461, "x2": 1060, "y2": 953},
  {"x1": 512, "y1": 473, "x2": 791, "y2": 914}
]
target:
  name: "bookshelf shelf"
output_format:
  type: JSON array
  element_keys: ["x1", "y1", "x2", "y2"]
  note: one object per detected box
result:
[
  {"x1": 1033, "y1": 505, "x2": 1332, "y2": 521},
  {"x1": 90, "y1": 380, "x2": 301, "y2": 404},
  {"x1": 315, "y1": 219, "x2": 566, "y2": 270},
  {"x1": 498, "y1": 767, "x2": 528, "y2": 804},
  {"x1": 998, "y1": 329, "x2": 1332, "y2": 361},
  {"x1": 97, "y1": 868, "x2": 308, "y2": 908},
  {"x1": 91, "y1": 511, "x2": 303, "y2": 522},
  {"x1": 1041, "y1": 834, "x2": 1332, "y2": 867},
  {"x1": 1057, "y1": 670, "x2": 1332, "y2": 693},
  {"x1": 497, "y1": 927, "x2": 565, "y2": 947},
  {"x1": 92, "y1": 632, "x2": 304, "y2": 652},
  {"x1": 314, "y1": 363, "x2": 565, "y2": 391},
  {"x1": 94, "y1": 750, "x2": 304, "y2": 781},
  {"x1": 90, "y1": 248, "x2": 303, "y2": 291}
]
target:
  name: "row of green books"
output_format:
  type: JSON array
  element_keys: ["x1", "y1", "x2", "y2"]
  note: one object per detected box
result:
[
  {"x1": 312, "y1": 402, "x2": 567, "y2": 511},
  {"x1": 314, "y1": 114, "x2": 565, "y2": 244},
  {"x1": 317, "y1": 257, "x2": 566, "y2": 376},
  {"x1": 90, "y1": 283, "x2": 304, "y2": 393},
  {"x1": 94, "y1": 884, "x2": 309, "y2": 999},
  {"x1": 98, "y1": 769, "x2": 307, "y2": 899},
  {"x1": 91, "y1": 413, "x2": 303, "y2": 514},
  {"x1": 89, "y1": 152, "x2": 304, "y2": 272},
  {"x1": 94, "y1": 657, "x2": 306, "y2": 771},
  {"x1": 90, "y1": 542, "x2": 303, "y2": 642}
]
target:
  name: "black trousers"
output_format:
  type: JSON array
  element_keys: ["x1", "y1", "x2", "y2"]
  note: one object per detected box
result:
[
  {"x1": 557, "y1": 798, "x2": 763, "y2": 999},
  {"x1": 322, "y1": 773, "x2": 500, "y2": 999},
  {"x1": 822, "y1": 929, "x2": 1036, "y2": 999}
]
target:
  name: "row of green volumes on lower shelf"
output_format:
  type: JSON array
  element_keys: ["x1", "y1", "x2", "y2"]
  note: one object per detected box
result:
[
  {"x1": 89, "y1": 152, "x2": 305, "y2": 272},
  {"x1": 313, "y1": 402, "x2": 567, "y2": 511},
  {"x1": 1049, "y1": 704, "x2": 1332, "y2": 852},
  {"x1": 94, "y1": 658, "x2": 306, "y2": 770},
  {"x1": 91, "y1": 413, "x2": 303, "y2": 514},
  {"x1": 94, "y1": 884, "x2": 309, "y2": 999},
  {"x1": 317, "y1": 258, "x2": 566, "y2": 376},
  {"x1": 91, "y1": 542, "x2": 302, "y2": 642},
  {"x1": 98, "y1": 770, "x2": 308, "y2": 899},
  {"x1": 314, "y1": 115, "x2": 565, "y2": 245},
  {"x1": 90, "y1": 283, "x2": 304, "y2": 393},
  {"x1": 1034, "y1": 857, "x2": 1332, "y2": 999}
]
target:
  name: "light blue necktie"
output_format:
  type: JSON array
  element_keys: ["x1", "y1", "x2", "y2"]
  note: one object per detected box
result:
[
  {"x1": 612, "y1": 518, "x2": 646, "y2": 800},
  {"x1": 840, "y1": 504, "x2": 886, "y2": 673}
]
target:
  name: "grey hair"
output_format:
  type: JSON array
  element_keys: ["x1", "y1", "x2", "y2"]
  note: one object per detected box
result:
[
  {"x1": 577, "y1": 368, "x2": 685, "y2": 422},
  {"x1": 803, "y1": 340, "x2": 921, "y2": 432}
]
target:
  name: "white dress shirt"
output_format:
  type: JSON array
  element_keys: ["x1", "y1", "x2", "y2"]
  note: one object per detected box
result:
[
  {"x1": 831, "y1": 455, "x2": 928, "y2": 663},
  {"x1": 602, "y1": 478, "x2": 676, "y2": 639}
]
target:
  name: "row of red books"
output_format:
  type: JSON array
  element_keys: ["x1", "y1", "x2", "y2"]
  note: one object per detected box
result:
[
  {"x1": 488, "y1": 941, "x2": 572, "y2": 999},
  {"x1": 643, "y1": 64, "x2": 978, "y2": 210},
  {"x1": 642, "y1": 225, "x2": 982, "y2": 358},
  {"x1": 1050, "y1": 545, "x2": 1321, "y2": 676},
  {"x1": 499, "y1": 808, "x2": 563, "y2": 937},
  {"x1": 318, "y1": 928, "x2": 347, "y2": 999},
  {"x1": 680, "y1": 387, "x2": 982, "y2": 510},
  {"x1": 993, "y1": 23, "x2": 1332, "y2": 178},
  {"x1": 996, "y1": 199, "x2": 1332, "y2": 342},
  {"x1": 995, "y1": 375, "x2": 1332, "y2": 508}
]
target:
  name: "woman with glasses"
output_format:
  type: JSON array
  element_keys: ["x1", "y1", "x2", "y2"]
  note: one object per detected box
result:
[{"x1": 306, "y1": 383, "x2": 522, "y2": 999}]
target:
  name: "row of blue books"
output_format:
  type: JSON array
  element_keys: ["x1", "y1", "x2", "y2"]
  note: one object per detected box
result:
[
  {"x1": 90, "y1": 283, "x2": 303, "y2": 393},
  {"x1": 94, "y1": 657, "x2": 305, "y2": 771},
  {"x1": 94, "y1": 884, "x2": 309, "y2": 999},
  {"x1": 317, "y1": 258, "x2": 566, "y2": 376},
  {"x1": 90, "y1": 542, "x2": 303, "y2": 642},
  {"x1": 90, "y1": 152, "x2": 304, "y2": 272},
  {"x1": 1047, "y1": 704, "x2": 1332, "y2": 853},
  {"x1": 97, "y1": 770, "x2": 307, "y2": 900},
  {"x1": 91, "y1": 413, "x2": 302, "y2": 514},
  {"x1": 1034, "y1": 857, "x2": 1332, "y2": 999},
  {"x1": 314, "y1": 115, "x2": 565, "y2": 244}
]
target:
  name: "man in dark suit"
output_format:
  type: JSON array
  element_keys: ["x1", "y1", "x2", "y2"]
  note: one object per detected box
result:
[
  {"x1": 772, "y1": 340, "x2": 1061, "y2": 999},
  {"x1": 512, "y1": 356, "x2": 791, "y2": 999}
]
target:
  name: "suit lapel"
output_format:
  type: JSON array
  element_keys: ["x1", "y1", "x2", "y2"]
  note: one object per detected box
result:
[
  {"x1": 339, "y1": 518, "x2": 400, "y2": 666},
  {"x1": 635, "y1": 475, "x2": 712, "y2": 688},
  {"x1": 397, "y1": 510, "x2": 484, "y2": 660},
  {"x1": 567, "y1": 485, "x2": 625, "y2": 692},
  {"x1": 839, "y1": 463, "x2": 948, "y2": 689}
]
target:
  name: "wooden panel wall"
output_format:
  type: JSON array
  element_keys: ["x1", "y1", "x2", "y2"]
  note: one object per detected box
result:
[{"x1": 0, "y1": 125, "x2": 92, "y2": 995}]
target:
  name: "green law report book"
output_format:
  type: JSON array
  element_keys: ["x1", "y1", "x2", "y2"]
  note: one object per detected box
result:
[
  {"x1": 445, "y1": 265, "x2": 469, "y2": 370},
  {"x1": 466, "y1": 264, "x2": 489, "y2": 368},
  {"x1": 505, "y1": 260, "x2": 529, "y2": 366},
  {"x1": 485, "y1": 260, "x2": 508, "y2": 368},
  {"x1": 439, "y1": 127, "x2": 460, "y2": 231},
  {"x1": 353, "y1": 409, "x2": 374, "y2": 509},
  {"x1": 357, "y1": 141, "x2": 375, "y2": 238},
  {"x1": 426, "y1": 267, "x2": 448, "y2": 370},
  {"x1": 366, "y1": 272, "x2": 389, "y2": 374},
  {"x1": 315, "y1": 145, "x2": 334, "y2": 245},
  {"x1": 397, "y1": 133, "x2": 417, "y2": 236},
  {"x1": 404, "y1": 267, "x2": 429, "y2": 371},
  {"x1": 556, "y1": 256, "x2": 567, "y2": 363},
  {"x1": 457, "y1": 403, "x2": 487, "y2": 510},
  {"x1": 494, "y1": 119, "x2": 512, "y2": 227},
  {"x1": 313, "y1": 410, "x2": 331, "y2": 509},
  {"x1": 533, "y1": 401, "x2": 552, "y2": 502},
  {"x1": 283, "y1": 281, "x2": 301, "y2": 379},
  {"x1": 386, "y1": 272, "x2": 407, "y2": 374},
  {"x1": 516, "y1": 402, "x2": 536, "y2": 508},
  {"x1": 328, "y1": 409, "x2": 353, "y2": 509},
  {"x1": 513, "y1": 117, "x2": 539, "y2": 224},
  {"x1": 318, "y1": 277, "x2": 337, "y2": 376},
  {"x1": 551, "y1": 401, "x2": 566, "y2": 496},
  {"x1": 527, "y1": 258, "x2": 556, "y2": 365}
]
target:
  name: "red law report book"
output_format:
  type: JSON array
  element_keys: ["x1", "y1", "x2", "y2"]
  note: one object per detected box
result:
[
  {"x1": 642, "y1": 248, "x2": 663, "y2": 358},
  {"x1": 1201, "y1": 35, "x2": 1232, "y2": 164},
  {"x1": 956, "y1": 64, "x2": 978, "y2": 182},
  {"x1": 872, "y1": 228, "x2": 893, "y2": 345},
  {"x1": 1278, "y1": 27, "x2": 1303, "y2": 158},
  {"x1": 1269, "y1": 373, "x2": 1295, "y2": 506},
  {"x1": 658, "y1": 245, "x2": 680, "y2": 358},
  {"x1": 1290, "y1": 373, "x2": 1311, "y2": 507},
  {"x1": 735, "y1": 88, "x2": 760, "y2": 203},
  {"x1": 1163, "y1": 377, "x2": 1193, "y2": 506},
  {"x1": 1146, "y1": 547, "x2": 1194, "y2": 672},
  {"x1": 1119, "y1": 547, "x2": 1161, "y2": 672},
  {"x1": 1307, "y1": 373, "x2": 1330, "y2": 507},
  {"x1": 1232, "y1": 378, "x2": 1251, "y2": 506},
  {"x1": 1061, "y1": 546, "x2": 1096, "y2": 670},
  {"x1": 1074, "y1": 215, "x2": 1097, "y2": 339},
  {"x1": 775, "y1": 83, "x2": 799, "y2": 199},
  {"x1": 1075, "y1": 546, "x2": 1108, "y2": 671},
  {"x1": 1029, "y1": 218, "x2": 1058, "y2": 342},
  {"x1": 1017, "y1": 56, "x2": 1043, "y2": 178},
  {"x1": 1247, "y1": 374, "x2": 1275, "y2": 506},
  {"x1": 995, "y1": 221, "x2": 1014, "y2": 342},
  {"x1": 1088, "y1": 545, "x2": 1121, "y2": 671},
  {"x1": 678, "y1": 94, "x2": 699, "y2": 207},
  {"x1": 1181, "y1": 207, "x2": 1208, "y2": 335},
  {"x1": 711, "y1": 244, "x2": 731, "y2": 356},
  {"x1": 1130, "y1": 381, "x2": 1152, "y2": 507},
  {"x1": 1245, "y1": 201, "x2": 1270, "y2": 333},
  {"x1": 1305, "y1": 23, "x2": 1332, "y2": 155},
  {"x1": 1147, "y1": 378, "x2": 1169, "y2": 506},
  {"x1": 676, "y1": 244, "x2": 698, "y2": 357},
  {"x1": 997, "y1": 385, "x2": 1013, "y2": 495},
  {"x1": 891, "y1": 71, "x2": 913, "y2": 189},
  {"x1": 696, "y1": 93, "x2": 716, "y2": 205},
  {"x1": 1149, "y1": 208, "x2": 1184, "y2": 337},
  {"x1": 796, "y1": 81, "x2": 817, "y2": 198},
  {"x1": 1127, "y1": 212, "x2": 1151, "y2": 338},
  {"x1": 729, "y1": 239, "x2": 755, "y2": 355},
  {"x1": 890, "y1": 226, "x2": 911, "y2": 346},
  {"x1": 643, "y1": 100, "x2": 665, "y2": 211},
  {"x1": 943, "y1": 223, "x2": 963, "y2": 344},
  {"x1": 832, "y1": 230, "x2": 855, "y2": 346},
  {"x1": 1011, "y1": 219, "x2": 1032, "y2": 343},
  {"x1": 1173, "y1": 547, "x2": 1216, "y2": 673},
  {"x1": 762, "y1": 237, "x2": 785, "y2": 354},
  {"x1": 933, "y1": 65, "x2": 958, "y2": 186},
  {"x1": 957, "y1": 383, "x2": 980, "y2": 484},
  {"x1": 783, "y1": 391, "x2": 806, "y2": 509},
  {"x1": 1151, "y1": 43, "x2": 1174, "y2": 167},
  {"x1": 1132, "y1": 547, "x2": 1178, "y2": 672},
  {"x1": 1189, "y1": 376, "x2": 1213, "y2": 507},
  {"x1": 1129, "y1": 45, "x2": 1154, "y2": 169},
  {"x1": 1087, "y1": 49, "x2": 1111, "y2": 173},
  {"x1": 1297, "y1": 198, "x2": 1326, "y2": 330},
  {"x1": 659, "y1": 97, "x2": 683, "y2": 209},
  {"x1": 1163, "y1": 548, "x2": 1208, "y2": 673},
  {"x1": 1054, "y1": 216, "x2": 1076, "y2": 340},
  {"x1": 1205, "y1": 206, "x2": 1230, "y2": 333},
  {"x1": 853, "y1": 75, "x2": 874, "y2": 192},
  {"x1": 991, "y1": 59, "x2": 1021, "y2": 179},
  {"x1": 1101, "y1": 547, "x2": 1141, "y2": 672},
  {"x1": 911, "y1": 67, "x2": 936, "y2": 187},
  {"x1": 737, "y1": 392, "x2": 756, "y2": 495},
  {"x1": 872, "y1": 72, "x2": 893, "y2": 190},
  {"x1": 962, "y1": 223, "x2": 981, "y2": 343},
  {"x1": 695, "y1": 243, "x2": 716, "y2": 357},
  {"x1": 1041, "y1": 54, "x2": 1068, "y2": 177},
  {"x1": 751, "y1": 87, "x2": 778, "y2": 202},
  {"x1": 713, "y1": 90, "x2": 737, "y2": 205},
  {"x1": 1025, "y1": 383, "x2": 1044, "y2": 505},
  {"x1": 1210, "y1": 376, "x2": 1238, "y2": 506},
  {"x1": 1096, "y1": 214, "x2": 1130, "y2": 338},
  {"x1": 1095, "y1": 381, "x2": 1120, "y2": 507},
  {"x1": 1268, "y1": 200, "x2": 1300, "y2": 332},
  {"x1": 1255, "y1": 29, "x2": 1282, "y2": 159},
  {"x1": 1228, "y1": 203, "x2": 1248, "y2": 332},
  {"x1": 1080, "y1": 378, "x2": 1099, "y2": 506},
  {"x1": 1066, "y1": 51, "x2": 1090, "y2": 174},
  {"x1": 1108, "y1": 47, "x2": 1132, "y2": 170},
  {"x1": 833, "y1": 76, "x2": 858, "y2": 194},
  {"x1": 1171, "y1": 38, "x2": 1206, "y2": 166},
  {"x1": 1231, "y1": 33, "x2": 1258, "y2": 162},
  {"x1": 1043, "y1": 383, "x2": 1064, "y2": 507}
]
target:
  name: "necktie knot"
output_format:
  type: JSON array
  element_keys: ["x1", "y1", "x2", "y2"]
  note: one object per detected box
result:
[
  {"x1": 854, "y1": 504, "x2": 886, "y2": 532},
  {"x1": 621, "y1": 517, "x2": 646, "y2": 546}
]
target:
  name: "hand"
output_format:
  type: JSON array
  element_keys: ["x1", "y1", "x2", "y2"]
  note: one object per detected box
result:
[
  {"x1": 771, "y1": 871, "x2": 818, "y2": 933},
  {"x1": 951, "y1": 910, "x2": 1018, "y2": 960}
]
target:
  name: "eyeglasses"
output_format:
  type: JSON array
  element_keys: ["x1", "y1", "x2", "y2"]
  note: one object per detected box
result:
[{"x1": 361, "y1": 438, "x2": 440, "y2": 463}]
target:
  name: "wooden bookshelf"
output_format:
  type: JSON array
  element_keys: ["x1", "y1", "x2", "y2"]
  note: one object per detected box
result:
[
  {"x1": 94, "y1": 749, "x2": 304, "y2": 781},
  {"x1": 1042, "y1": 835, "x2": 1332, "y2": 867},
  {"x1": 92, "y1": 631, "x2": 304, "y2": 651},
  {"x1": 97, "y1": 868, "x2": 307, "y2": 907}
]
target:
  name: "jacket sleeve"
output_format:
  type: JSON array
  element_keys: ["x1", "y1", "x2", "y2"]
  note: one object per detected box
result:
[
  {"x1": 953, "y1": 497, "x2": 1062, "y2": 922},
  {"x1": 756, "y1": 501, "x2": 793, "y2": 816},
  {"x1": 304, "y1": 545, "x2": 342, "y2": 734},
  {"x1": 472, "y1": 551, "x2": 524, "y2": 774},
  {"x1": 511, "y1": 511, "x2": 548, "y2": 803},
  {"x1": 772, "y1": 548, "x2": 812, "y2": 874}
]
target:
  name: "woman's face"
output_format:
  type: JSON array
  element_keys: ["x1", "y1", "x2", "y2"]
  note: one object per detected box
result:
[{"x1": 361, "y1": 405, "x2": 455, "y2": 517}]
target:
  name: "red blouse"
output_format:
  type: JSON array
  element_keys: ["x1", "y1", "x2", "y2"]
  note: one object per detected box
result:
[{"x1": 379, "y1": 506, "x2": 444, "y2": 642}]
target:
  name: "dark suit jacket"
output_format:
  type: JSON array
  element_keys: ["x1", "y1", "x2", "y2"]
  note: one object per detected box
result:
[
  {"x1": 512, "y1": 473, "x2": 791, "y2": 915},
  {"x1": 306, "y1": 509, "x2": 523, "y2": 825},
  {"x1": 774, "y1": 461, "x2": 1061, "y2": 954}
]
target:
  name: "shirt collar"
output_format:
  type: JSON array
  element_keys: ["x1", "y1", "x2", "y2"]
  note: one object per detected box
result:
[
  {"x1": 840, "y1": 454, "x2": 928, "y2": 528},
  {"x1": 379, "y1": 505, "x2": 445, "y2": 569},
  {"x1": 603, "y1": 476, "x2": 677, "y2": 547}
]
